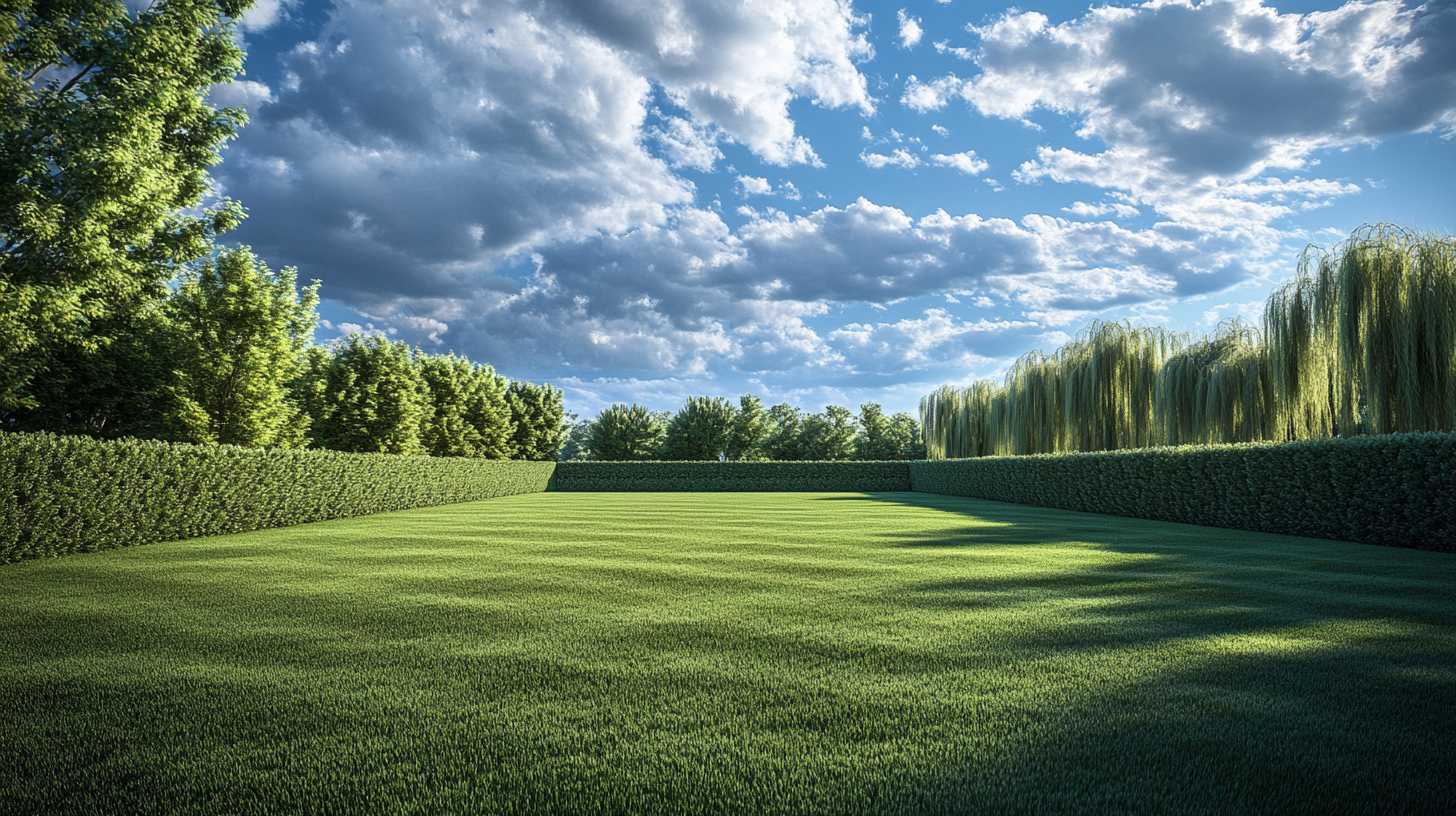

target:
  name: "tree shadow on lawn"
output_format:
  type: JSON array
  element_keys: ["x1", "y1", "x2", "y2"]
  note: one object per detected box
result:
[{"x1": 810, "y1": 492, "x2": 1456, "y2": 812}]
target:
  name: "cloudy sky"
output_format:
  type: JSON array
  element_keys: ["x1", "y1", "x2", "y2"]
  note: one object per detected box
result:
[{"x1": 208, "y1": 0, "x2": 1456, "y2": 418}]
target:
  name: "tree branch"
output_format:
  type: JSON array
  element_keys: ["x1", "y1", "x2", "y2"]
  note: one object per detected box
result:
[
  {"x1": 55, "y1": 62, "x2": 98, "y2": 96},
  {"x1": 24, "y1": 61, "x2": 57, "y2": 85}
]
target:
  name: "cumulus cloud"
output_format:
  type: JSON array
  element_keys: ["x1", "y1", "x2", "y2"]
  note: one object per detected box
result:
[
  {"x1": 218, "y1": 0, "x2": 876, "y2": 306},
  {"x1": 348, "y1": 194, "x2": 1278, "y2": 390},
  {"x1": 901, "y1": 74, "x2": 963, "y2": 112},
  {"x1": 649, "y1": 116, "x2": 725, "y2": 171},
  {"x1": 1063, "y1": 201, "x2": 1141, "y2": 219},
  {"x1": 898, "y1": 9, "x2": 923, "y2": 48},
  {"x1": 237, "y1": 0, "x2": 295, "y2": 32},
  {"x1": 737, "y1": 176, "x2": 774, "y2": 196},
  {"x1": 207, "y1": 79, "x2": 275, "y2": 114},
  {"x1": 907, "y1": 0, "x2": 1456, "y2": 226},
  {"x1": 930, "y1": 151, "x2": 989, "y2": 174},
  {"x1": 860, "y1": 148, "x2": 923, "y2": 169}
]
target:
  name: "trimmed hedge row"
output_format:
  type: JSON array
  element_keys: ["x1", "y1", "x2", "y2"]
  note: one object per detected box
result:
[
  {"x1": 1, "y1": 432, "x2": 555, "y2": 563},
  {"x1": 909, "y1": 432, "x2": 1456, "y2": 552},
  {"x1": 552, "y1": 460, "x2": 913, "y2": 492}
]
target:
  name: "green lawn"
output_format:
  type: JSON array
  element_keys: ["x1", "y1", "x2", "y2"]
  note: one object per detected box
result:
[{"x1": 2, "y1": 492, "x2": 1453, "y2": 815}]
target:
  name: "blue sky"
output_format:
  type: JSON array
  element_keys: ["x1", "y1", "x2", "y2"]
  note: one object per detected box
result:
[{"x1": 208, "y1": 0, "x2": 1456, "y2": 419}]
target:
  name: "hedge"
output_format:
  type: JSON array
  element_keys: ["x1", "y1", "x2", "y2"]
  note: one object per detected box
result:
[
  {"x1": 0, "y1": 432, "x2": 556, "y2": 563},
  {"x1": 552, "y1": 461, "x2": 913, "y2": 492},
  {"x1": 909, "y1": 432, "x2": 1456, "y2": 552}
]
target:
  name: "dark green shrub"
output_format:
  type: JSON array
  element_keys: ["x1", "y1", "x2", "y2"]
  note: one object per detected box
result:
[
  {"x1": 909, "y1": 432, "x2": 1455, "y2": 552},
  {"x1": 0, "y1": 432, "x2": 555, "y2": 563},
  {"x1": 553, "y1": 461, "x2": 912, "y2": 492}
]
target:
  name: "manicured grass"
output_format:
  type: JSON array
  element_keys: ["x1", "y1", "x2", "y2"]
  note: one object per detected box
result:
[{"x1": 2, "y1": 492, "x2": 1453, "y2": 815}]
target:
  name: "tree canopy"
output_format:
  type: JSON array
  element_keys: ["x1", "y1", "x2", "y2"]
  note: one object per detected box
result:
[
  {"x1": 660, "y1": 396, "x2": 737, "y2": 460},
  {"x1": 587, "y1": 403, "x2": 664, "y2": 461},
  {"x1": 1, "y1": 0, "x2": 254, "y2": 409}
]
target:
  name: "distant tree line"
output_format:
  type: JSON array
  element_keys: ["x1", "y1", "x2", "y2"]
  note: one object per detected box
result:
[
  {"x1": 559, "y1": 396, "x2": 926, "y2": 462},
  {"x1": 2, "y1": 247, "x2": 566, "y2": 460}
]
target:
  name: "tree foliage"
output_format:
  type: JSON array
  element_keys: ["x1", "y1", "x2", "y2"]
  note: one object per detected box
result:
[
  {"x1": 853, "y1": 403, "x2": 897, "y2": 460},
  {"x1": 728, "y1": 394, "x2": 771, "y2": 461},
  {"x1": 587, "y1": 403, "x2": 664, "y2": 461},
  {"x1": 506, "y1": 380, "x2": 566, "y2": 461},
  {"x1": 763, "y1": 403, "x2": 803, "y2": 461},
  {"x1": 418, "y1": 353, "x2": 510, "y2": 458},
  {"x1": 1, "y1": 0, "x2": 254, "y2": 409},
  {"x1": 167, "y1": 246, "x2": 319, "y2": 448},
  {"x1": 800, "y1": 404, "x2": 857, "y2": 461},
  {"x1": 660, "y1": 396, "x2": 737, "y2": 460},
  {"x1": 309, "y1": 336, "x2": 430, "y2": 455},
  {"x1": 888, "y1": 412, "x2": 926, "y2": 460}
]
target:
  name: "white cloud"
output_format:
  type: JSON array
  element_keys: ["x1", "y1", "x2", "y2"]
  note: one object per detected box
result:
[
  {"x1": 208, "y1": 80, "x2": 275, "y2": 113},
  {"x1": 893, "y1": 0, "x2": 1455, "y2": 249},
  {"x1": 238, "y1": 0, "x2": 294, "y2": 32},
  {"x1": 930, "y1": 151, "x2": 989, "y2": 175},
  {"x1": 1062, "y1": 201, "x2": 1141, "y2": 219},
  {"x1": 220, "y1": 0, "x2": 879, "y2": 309},
  {"x1": 961, "y1": 0, "x2": 1456, "y2": 180},
  {"x1": 650, "y1": 116, "x2": 725, "y2": 171},
  {"x1": 900, "y1": 74, "x2": 966, "y2": 112},
  {"x1": 898, "y1": 9, "x2": 923, "y2": 49},
  {"x1": 860, "y1": 148, "x2": 922, "y2": 170},
  {"x1": 931, "y1": 124, "x2": 950, "y2": 137},
  {"x1": 737, "y1": 176, "x2": 774, "y2": 196}
]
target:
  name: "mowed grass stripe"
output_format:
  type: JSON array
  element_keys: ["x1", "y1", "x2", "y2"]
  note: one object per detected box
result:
[{"x1": 2, "y1": 492, "x2": 1453, "y2": 815}]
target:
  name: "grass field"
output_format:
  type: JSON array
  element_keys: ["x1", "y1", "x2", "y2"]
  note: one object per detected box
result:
[{"x1": 2, "y1": 492, "x2": 1453, "y2": 815}]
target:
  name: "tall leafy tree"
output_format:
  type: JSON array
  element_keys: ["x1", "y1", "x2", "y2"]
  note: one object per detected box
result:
[
  {"x1": 418, "y1": 353, "x2": 510, "y2": 458},
  {"x1": 312, "y1": 335, "x2": 430, "y2": 454},
  {"x1": 1, "y1": 0, "x2": 253, "y2": 410},
  {"x1": 167, "y1": 247, "x2": 319, "y2": 447},
  {"x1": 853, "y1": 402, "x2": 901, "y2": 460},
  {"x1": 506, "y1": 380, "x2": 566, "y2": 461},
  {"x1": 888, "y1": 412, "x2": 926, "y2": 460},
  {"x1": 727, "y1": 393, "x2": 771, "y2": 460},
  {"x1": 587, "y1": 403, "x2": 664, "y2": 460},
  {"x1": 763, "y1": 403, "x2": 804, "y2": 461},
  {"x1": 800, "y1": 405, "x2": 857, "y2": 460},
  {"x1": 660, "y1": 396, "x2": 737, "y2": 460}
]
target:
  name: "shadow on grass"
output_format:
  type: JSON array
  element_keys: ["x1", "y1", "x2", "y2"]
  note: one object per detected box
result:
[
  {"x1": 2, "y1": 493, "x2": 1453, "y2": 815},
  {"x1": 809, "y1": 492, "x2": 1456, "y2": 812}
]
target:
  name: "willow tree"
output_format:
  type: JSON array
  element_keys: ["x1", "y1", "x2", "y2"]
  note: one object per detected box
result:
[
  {"x1": 1321, "y1": 226, "x2": 1456, "y2": 435},
  {"x1": 1, "y1": 0, "x2": 253, "y2": 410},
  {"x1": 1155, "y1": 320, "x2": 1271, "y2": 446},
  {"x1": 921, "y1": 226, "x2": 1456, "y2": 459}
]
